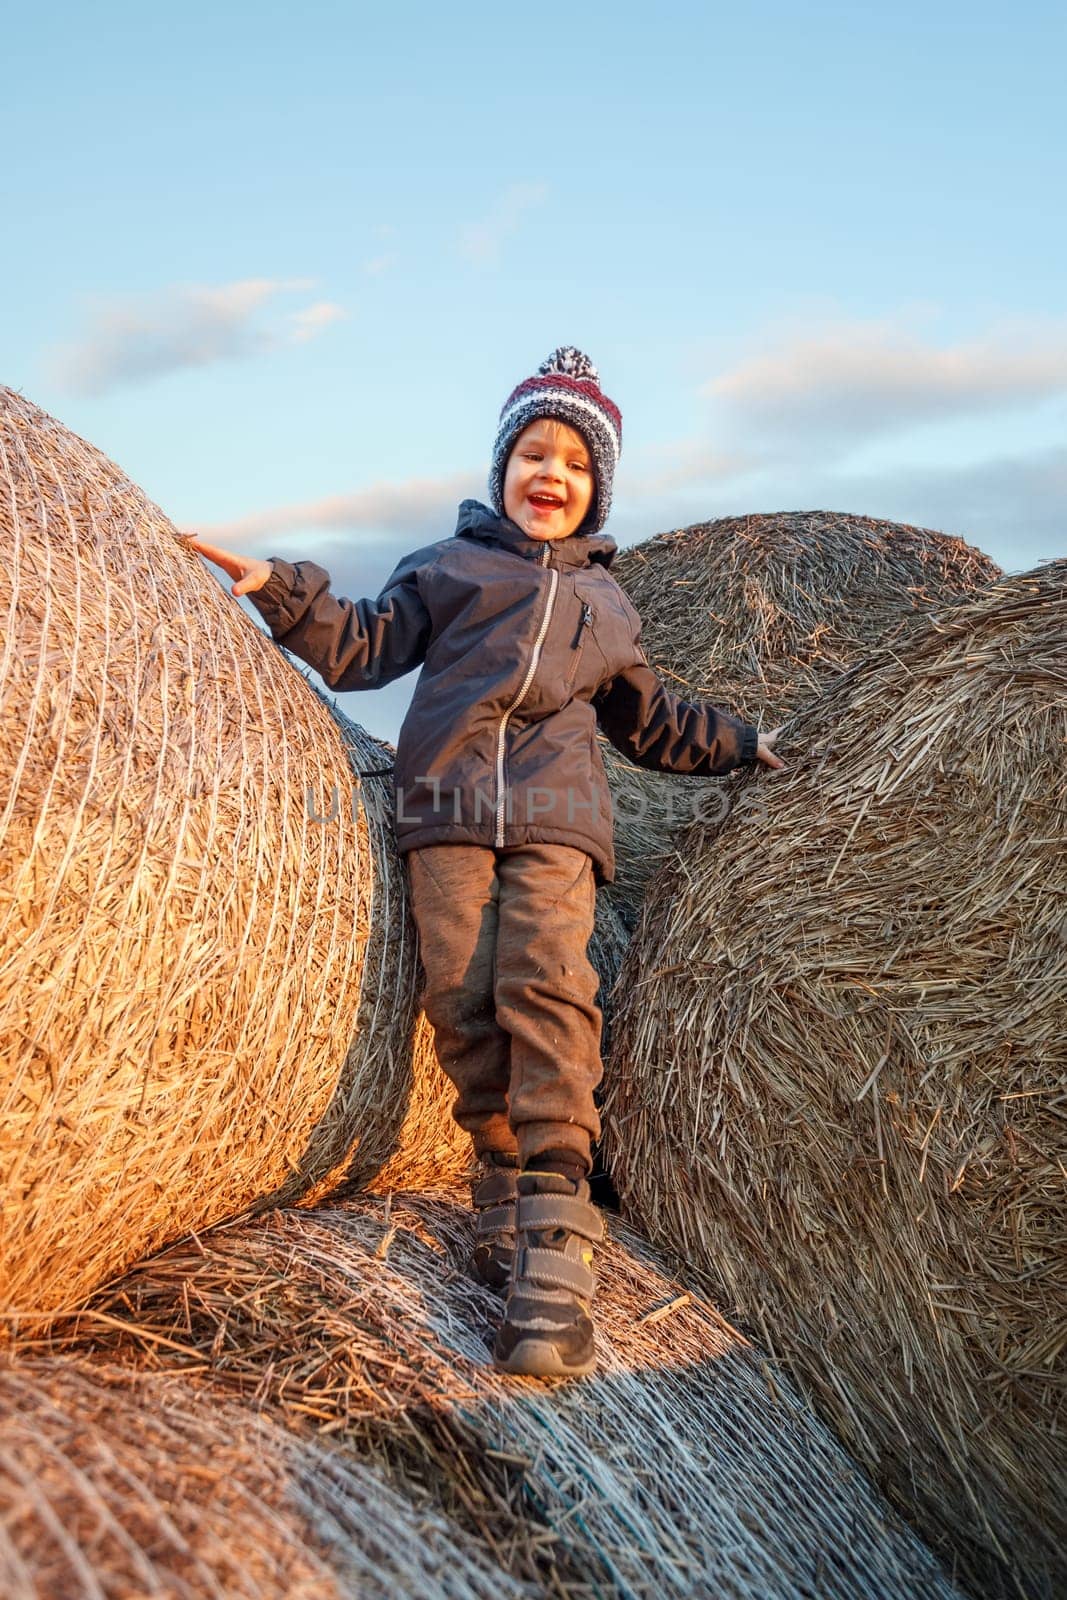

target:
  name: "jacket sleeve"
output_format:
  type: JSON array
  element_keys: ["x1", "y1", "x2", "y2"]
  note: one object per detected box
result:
[
  {"x1": 247, "y1": 553, "x2": 432, "y2": 691},
  {"x1": 593, "y1": 653, "x2": 759, "y2": 775}
]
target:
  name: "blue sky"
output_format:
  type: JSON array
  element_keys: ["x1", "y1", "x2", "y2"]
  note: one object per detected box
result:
[{"x1": 6, "y1": 0, "x2": 1065, "y2": 741}]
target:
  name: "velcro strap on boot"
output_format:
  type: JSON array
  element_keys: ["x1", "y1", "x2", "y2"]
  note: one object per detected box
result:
[
  {"x1": 475, "y1": 1203, "x2": 516, "y2": 1238},
  {"x1": 516, "y1": 1193, "x2": 606, "y2": 1242},
  {"x1": 472, "y1": 1168, "x2": 519, "y2": 1208},
  {"x1": 515, "y1": 1246, "x2": 596, "y2": 1301}
]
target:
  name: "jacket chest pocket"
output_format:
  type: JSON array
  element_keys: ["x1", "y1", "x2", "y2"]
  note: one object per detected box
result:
[
  {"x1": 571, "y1": 575, "x2": 637, "y2": 683},
  {"x1": 560, "y1": 575, "x2": 631, "y2": 696},
  {"x1": 563, "y1": 595, "x2": 596, "y2": 689}
]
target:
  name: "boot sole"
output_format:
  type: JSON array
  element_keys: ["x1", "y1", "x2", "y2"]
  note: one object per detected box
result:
[{"x1": 492, "y1": 1338, "x2": 597, "y2": 1379}]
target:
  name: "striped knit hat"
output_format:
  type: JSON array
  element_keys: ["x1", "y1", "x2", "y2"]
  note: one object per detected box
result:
[{"x1": 489, "y1": 347, "x2": 622, "y2": 534}]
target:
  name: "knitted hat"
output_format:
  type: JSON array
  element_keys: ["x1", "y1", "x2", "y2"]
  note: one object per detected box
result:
[{"x1": 489, "y1": 347, "x2": 622, "y2": 534}]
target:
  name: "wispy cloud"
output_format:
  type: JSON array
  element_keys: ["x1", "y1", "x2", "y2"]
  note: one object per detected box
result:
[
  {"x1": 459, "y1": 182, "x2": 548, "y2": 267},
  {"x1": 704, "y1": 318, "x2": 1067, "y2": 449},
  {"x1": 189, "y1": 471, "x2": 480, "y2": 547},
  {"x1": 55, "y1": 278, "x2": 347, "y2": 394},
  {"x1": 288, "y1": 301, "x2": 348, "y2": 342}
]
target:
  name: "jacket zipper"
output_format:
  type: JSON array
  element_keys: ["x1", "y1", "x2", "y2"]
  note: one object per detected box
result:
[{"x1": 495, "y1": 545, "x2": 557, "y2": 846}]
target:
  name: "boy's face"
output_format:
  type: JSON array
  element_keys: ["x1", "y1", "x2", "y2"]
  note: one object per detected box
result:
[{"x1": 502, "y1": 419, "x2": 595, "y2": 540}]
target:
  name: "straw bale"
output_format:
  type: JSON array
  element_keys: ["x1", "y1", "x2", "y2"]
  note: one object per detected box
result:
[
  {"x1": 0, "y1": 387, "x2": 461, "y2": 1334},
  {"x1": 0, "y1": 1354, "x2": 530, "y2": 1599},
  {"x1": 602, "y1": 510, "x2": 1002, "y2": 928},
  {"x1": 48, "y1": 1191, "x2": 965, "y2": 1599},
  {"x1": 602, "y1": 561, "x2": 1067, "y2": 1599}
]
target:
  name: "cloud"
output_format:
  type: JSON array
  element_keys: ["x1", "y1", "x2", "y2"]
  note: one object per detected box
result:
[
  {"x1": 288, "y1": 301, "x2": 348, "y2": 342},
  {"x1": 704, "y1": 319, "x2": 1067, "y2": 449},
  {"x1": 55, "y1": 278, "x2": 346, "y2": 394},
  {"x1": 189, "y1": 471, "x2": 480, "y2": 547},
  {"x1": 459, "y1": 182, "x2": 548, "y2": 267}
]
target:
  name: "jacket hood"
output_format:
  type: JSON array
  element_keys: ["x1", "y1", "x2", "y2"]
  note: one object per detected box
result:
[{"x1": 454, "y1": 499, "x2": 617, "y2": 570}]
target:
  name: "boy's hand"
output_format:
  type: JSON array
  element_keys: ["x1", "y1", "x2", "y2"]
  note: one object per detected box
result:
[
  {"x1": 183, "y1": 534, "x2": 273, "y2": 597},
  {"x1": 756, "y1": 726, "x2": 787, "y2": 770}
]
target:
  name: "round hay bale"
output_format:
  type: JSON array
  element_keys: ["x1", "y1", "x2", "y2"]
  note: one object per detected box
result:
[
  {"x1": 601, "y1": 510, "x2": 1002, "y2": 927},
  {"x1": 602, "y1": 561, "x2": 1067, "y2": 1600},
  {"x1": 0, "y1": 387, "x2": 461, "y2": 1334},
  {"x1": 58, "y1": 1192, "x2": 965, "y2": 1599},
  {"x1": 0, "y1": 1355, "x2": 528, "y2": 1599}
]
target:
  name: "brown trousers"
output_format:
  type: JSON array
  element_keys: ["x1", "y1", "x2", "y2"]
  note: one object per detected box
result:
[{"x1": 405, "y1": 843, "x2": 603, "y2": 1171}]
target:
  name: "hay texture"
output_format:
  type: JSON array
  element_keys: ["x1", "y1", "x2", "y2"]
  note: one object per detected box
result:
[
  {"x1": 602, "y1": 561, "x2": 1067, "y2": 1600},
  {"x1": 601, "y1": 510, "x2": 1001, "y2": 927},
  {"x1": 48, "y1": 1191, "x2": 965, "y2": 1600},
  {"x1": 0, "y1": 387, "x2": 463, "y2": 1336},
  {"x1": 0, "y1": 1356, "x2": 527, "y2": 1600}
]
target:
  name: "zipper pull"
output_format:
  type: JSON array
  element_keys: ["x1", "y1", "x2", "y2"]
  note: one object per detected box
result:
[{"x1": 581, "y1": 602, "x2": 593, "y2": 629}]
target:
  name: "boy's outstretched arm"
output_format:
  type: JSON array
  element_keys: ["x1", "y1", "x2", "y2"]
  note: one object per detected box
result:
[
  {"x1": 185, "y1": 536, "x2": 432, "y2": 690},
  {"x1": 593, "y1": 657, "x2": 785, "y2": 773}
]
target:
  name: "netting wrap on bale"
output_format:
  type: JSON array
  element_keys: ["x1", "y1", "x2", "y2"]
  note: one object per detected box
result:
[
  {"x1": 0, "y1": 387, "x2": 463, "y2": 1335},
  {"x1": 0, "y1": 1356, "x2": 529, "y2": 1600},
  {"x1": 603, "y1": 561, "x2": 1067, "y2": 1600},
  {"x1": 601, "y1": 510, "x2": 1001, "y2": 926},
  {"x1": 43, "y1": 1190, "x2": 966, "y2": 1600}
]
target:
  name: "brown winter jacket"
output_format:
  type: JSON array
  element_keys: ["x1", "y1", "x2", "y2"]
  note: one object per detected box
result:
[{"x1": 249, "y1": 499, "x2": 759, "y2": 883}]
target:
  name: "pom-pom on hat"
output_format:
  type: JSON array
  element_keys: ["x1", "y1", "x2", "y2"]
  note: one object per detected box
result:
[{"x1": 489, "y1": 346, "x2": 622, "y2": 534}]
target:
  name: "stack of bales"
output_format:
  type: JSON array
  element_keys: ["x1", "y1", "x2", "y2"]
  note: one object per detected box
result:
[
  {"x1": 603, "y1": 562, "x2": 1067, "y2": 1599},
  {"x1": 603, "y1": 511, "x2": 1001, "y2": 927},
  {"x1": 0, "y1": 387, "x2": 465, "y2": 1336},
  {"x1": 16, "y1": 1188, "x2": 966, "y2": 1600}
]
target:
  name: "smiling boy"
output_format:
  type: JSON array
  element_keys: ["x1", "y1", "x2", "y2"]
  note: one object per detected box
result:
[{"x1": 187, "y1": 346, "x2": 783, "y2": 1378}]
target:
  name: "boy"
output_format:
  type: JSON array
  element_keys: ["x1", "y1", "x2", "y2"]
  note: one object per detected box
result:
[{"x1": 187, "y1": 346, "x2": 784, "y2": 1380}]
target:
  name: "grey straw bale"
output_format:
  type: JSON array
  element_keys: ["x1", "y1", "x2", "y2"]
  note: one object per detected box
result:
[
  {"x1": 602, "y1": 510, "x2": 1001, "y2": 928},
  {"x1": 49, "y1": 1191, "x2": 965, "y2": 1600},
  {"x1": 0, "y1": 387, "x2": 460, "y2": 1336},
  {"x1": 602, "y1": 561, "x2": 1067, "y2": 1600},
  {"x1": 0, "y1": 1355, "x2": 530, "y2": 1600}
]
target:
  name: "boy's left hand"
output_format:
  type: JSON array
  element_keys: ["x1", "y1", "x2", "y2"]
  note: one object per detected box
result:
[{"x1": 756, "y1": 726, "x2": 786, "y2": 770}]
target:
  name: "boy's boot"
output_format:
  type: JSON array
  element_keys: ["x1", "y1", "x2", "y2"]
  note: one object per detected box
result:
[
  {"x1": 468, "y1": 1152, "x2": 519, "y2": 1292},
  {"x1": 493, "y1": 1171, "x2": 606, "y2": 1378}
]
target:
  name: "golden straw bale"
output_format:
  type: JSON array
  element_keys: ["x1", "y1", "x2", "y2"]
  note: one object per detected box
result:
[
  {"x1": 50, "y1": 1191, "x2": 965, "y2": 1599},
  {"x1": 0, "y1": 1355, "x2": 528, "y2": 1599},
  {"x1": 0, "y1": 387, "x2": 459, "y2": 1335},
  {"x1": 602, "y1": 510, "x2": 1002, "y2": 928},
  {"x1": 602, "y1": 561, "x2": 1067, "y2": 1600}
]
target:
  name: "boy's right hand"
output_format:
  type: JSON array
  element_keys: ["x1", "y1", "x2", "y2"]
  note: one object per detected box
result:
[{"x1": 183, "y1": 535, "x2": 273, "y2": 597}]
